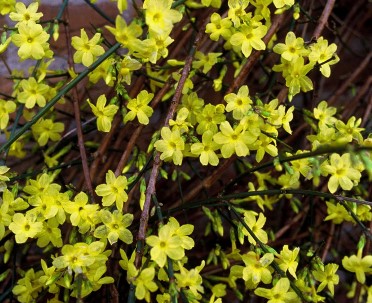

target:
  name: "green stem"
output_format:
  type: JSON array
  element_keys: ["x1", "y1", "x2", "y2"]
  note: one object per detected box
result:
[
  {"x1": 83, "y1": 0, "x2": 115, "y2": 24},
  {"x1": 0, "y1": 42, "x2": 121, "y2": 154},
  {"x1": 224, "y1": 144, "x2": 372, "y2": 192},
  {"x1": 227, "y1": 202, "x2": 308, "y2": 302},
  {"x1": 4, "y1": 0, "x2": 70, "y2": 160},
  {"x1": 169, "y1": 188, "x2": 372, "y2": 240}
]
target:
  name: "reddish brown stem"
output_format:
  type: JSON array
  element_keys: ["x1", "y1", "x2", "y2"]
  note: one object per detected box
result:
[
  {"x1": 328, "y1": 52, "x2": 371, "y2": 105},
  {"x1": 114, "y1": 81, "x2": 172, "y2": 177},
  {"x1": 313, "y1": 0, "x2": 336, "y2": 39},
  {"x1": 227, "y1": 13, "x2": 286, "y2": 94},
  {"x1": 134, "y1": 23, "x2": 206, "y2": 269},
  {"x1": 64, "y1": 6, "x2": 95, "y2": 200}
]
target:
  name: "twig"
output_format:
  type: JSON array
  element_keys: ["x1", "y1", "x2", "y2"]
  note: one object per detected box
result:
[
  {"x1": 342, "y1": 76, "x2": 372, "y2": 120},
  {"x1": 64, "y1": 6, "x2": 95, "y2": 200},
  {"x1": 224, "y1": 144, "x2": 372, "y2": 192},
  {"x1": 90, "y1": 114, "x2": 121, "y2": 179},
  {"x1": 0, "y1": 42, "x2": 121, "y2": 154},
  {"x1": 134, "y1": 20, "x2": 206, "y2": 269},
  {"x1": 328, "y1": 52, "x2": 371, "y2": 105},
  {"x1": 312, "y1": 0, "x2": 336, "y2": 40},
  {"x1": 227, "y1": 12, "x2": 286, "y2": 94},
  {"x1": 114, "y1": 81, "x2": 172, "y2": 177},
  {"x1": 175, "y1": 157, "x2": 234, "y2": 205},
  {"x1": 321, "y1": 223, "x2": 335, "y2": 261}
]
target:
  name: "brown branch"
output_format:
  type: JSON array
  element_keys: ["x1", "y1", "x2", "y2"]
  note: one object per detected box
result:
[
  {"x1": 328, "y1": 52, "x2": 371, "y2": 105},
  {"x1": 89, "y1": 113, "x2": 120, "y2": 179},
  {"x1": 175, "y1": 157, "x2": 234, "y2": 206},
  {"x1": 92, "y1": 76, "x2": 145, "y2": 182},
  {"x1": 312, "y1": 0, "x2": 336, "y2": 40},
  {"x1": 321, "y1": 223, "x2": 335, "y2": 261},
  {"x1": 64, "y1": 6, "x2": 95, "y2": 200},
  {"x1": 134, "y1": 22, "x2": 206, "y2": 269},
  {"x1": 342, "y1": 76, "x2": 372, "y2": 121},
  {"x1": 114, "y1": 81, "x2": 172, "y2": 177},
  {"x1": 227, "y1": 12, "x2": 286, "y2": 94}
]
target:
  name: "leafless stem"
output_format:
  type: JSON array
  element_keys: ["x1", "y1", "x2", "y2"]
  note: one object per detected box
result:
[
  {"x1": 134, "y1": 22, "x2": 206, "y2": 269},
  {"x1": 114, "y1": 81, "x2": 172, "y2": 177},
  {"x1": 328, "y1": 52, "x2": 371, "y2": 105},
  {"x1": 313, "y1": 0, "x2": 336, "y2": 39},
  {"x1": 227, "y1": 13, "x2": 286, "y2": 94},
  {"x1": 64, "y1": 6, "x2": 95, "y2": 200}
]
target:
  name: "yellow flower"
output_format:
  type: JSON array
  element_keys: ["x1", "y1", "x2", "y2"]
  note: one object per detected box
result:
[
  {"x1": 196, "y1": 103, "x2": 225, "y2": 135},
  {"x1": 205, "y1": 13, "x2": 232, "y2": 41},
  {"x1": 87, "y1": 94, "x2": 118, "y2": 132},
  {"x1": 95, "y1": 170, "x2": 128, "y2": 211},
  {"x1": 31, "y1": 118, "x2": 65, "y2": 146},
  {"x1": 227, "y1": 0, "x2": 249, "y2": 27},
  {"x1": 154, "y1": 127, "x2": 185, "y2": 165},
  {"x1": 342, "y1": 249, "x2": 372, "y2": 284},
  {"x1": 124, "y1": 90, "x2": 154, "y2": 125},
  {"x1": 284, "y1": 56, "x2": 314, "y2": 100},
  {"x1": 242, "y1": 252, "x2": 274, "y2": 285},
  {"x1": 9, "y1": 213, "x2": 43, "y2": 243},
  {"x1": 17, "y1": 77, "x2": 49, "y2": 109},
  {"x1": 230, "y1": 23, "x2": 267, "y2": 58},
  {"x1": 132, "y1": 267, "x2": 158, "y2": 302},
  {"x1": 313, "y1": 100, "x2": 337, "y2": 127},
  {"x1": 105, "y1": 15, "x2": 142, "y2": 52},
  {"x1": 213, "y1": 121, "x2": 256, "y2": 158},
  {"x1": 0, "y1": 99, "x2": 16, "y2": 129},
  {"x1": 175, "y1": 261, "x2": 205, "y2": 298},
  {"x1": 224, "y1": 85, "x2": 253, "y2": 120},
  {"x1": 309, "y1": 37, "x2": 339, "y2": 77},
  {"x1": 0, "y1": 0, "x2": 16, "y2": 15},
  {"x1": 143, "y1": 0, "x2": 182, "y2": 36},
  {"x1": 312, "y1": 263, "x2": 339, "y2": 295},
  {"x1": 94, "y1": 209, "x2": 133, "y2": 245},
  {"x1": 36, "y1": 218, "x2": 63, "y2": 248},
  {"x1": 118, "y1": 55, "x2": 142, "y2": 85},
  {"x1": 191, "y1": 130, "x2": 220, "y2": 166},
  {"x1": 273, "y1": 31, "x2": 309, "y2": 61},
  {"x1": 146, "y1": 224, "x2": 185, "y2": 267},
  {"x1": 88, "y1": 57, "x2": 116, "y2": 86},
  {"x1": 71, "y1": 29, "x2": 104, "y2": 67},
  {"x1": 193, "y1": 51, "x2": 222, "y2": 74},
  {"x1": 11, "y1": 22, "x2": 50, "y2": 60},
  {"x1": 276, "y1": 245, "x2": 300, "y2": 279},
  {"x1": 255, "y1": 277, "x2": 298, "y2": 302},
  {"x1": 242, "y1": 211, "x2": 268, "y2": 245},
  {"x1": 321, "y1": 153, "x2": 361, "y2": 193},
  {"x1": 63, "y1": 192, "x2": 99, "y2": 233},
  {"x1": 9, "y1": 2, "x2": 43, "y2": 26}
]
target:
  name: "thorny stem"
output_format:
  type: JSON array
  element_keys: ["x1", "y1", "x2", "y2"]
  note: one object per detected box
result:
[{"x1": 134, "y1": 20, "x2": 206, "y2": 269}]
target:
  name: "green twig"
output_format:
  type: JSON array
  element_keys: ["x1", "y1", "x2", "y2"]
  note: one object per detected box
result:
[
  {"x1": 0, "y1": 42, "x2": 121, "y2": 155},
  {"x1": 226, "y1": 202, "x2": 309, "y2": 302},
  {"x1": 224, "y1": 144, "x2": 372, "y2": 192}
]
